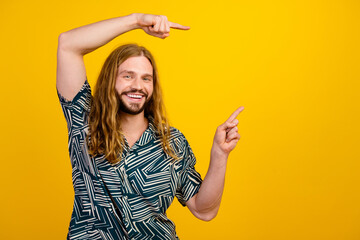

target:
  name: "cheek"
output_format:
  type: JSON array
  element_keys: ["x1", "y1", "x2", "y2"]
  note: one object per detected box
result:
[
  {"x1": 115, "y1": 79, "x2": 129, "y2": 93},
  {"x1": 145, "y1": 84, "x2": 154, "y2": 96},
  {"x1": 114, "y1": 79, "x2": 121, "y2": 91},
  {"x1": 114, "y1": 85, "x2": 122, "y2": 96}
]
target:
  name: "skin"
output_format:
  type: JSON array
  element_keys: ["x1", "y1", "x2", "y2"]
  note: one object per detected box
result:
[
  {"x1": 57, "y1": 12, "x2": 244, "y2": 223},
  {"x1": 115, "y1": 55, "x2": 244, "y2": 222},
  {"x1": 115, "y1": 56, "x2": 154, "y2": 148},
  {"x1": 133, "y1": 14, "x2": 245, "y2": 220},
  {"x1": 186, "y1": 106, "x2": 243, "y2": 221}
]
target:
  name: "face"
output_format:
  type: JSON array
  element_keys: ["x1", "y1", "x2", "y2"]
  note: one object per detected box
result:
[{"x1": 115, "y1": 56, "x2": 154, "y2": 115}]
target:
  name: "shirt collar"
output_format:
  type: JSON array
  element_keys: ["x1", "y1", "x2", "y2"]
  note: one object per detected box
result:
[{"x1": 130, "y1": 116, "x2": 157, "y2": 148}]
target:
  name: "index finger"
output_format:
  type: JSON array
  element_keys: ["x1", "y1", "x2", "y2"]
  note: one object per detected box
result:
[
  {"x1": 169, "y1": 21, "x2": 191, "y2": 30},
  {"x1": 226, "y1": 106, "x2": 244, "y2": 123}
]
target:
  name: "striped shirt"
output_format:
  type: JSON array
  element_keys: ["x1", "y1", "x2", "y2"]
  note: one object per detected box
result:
[{"x1": 57, "y1": 78, "x2": 203, "y2": 239}]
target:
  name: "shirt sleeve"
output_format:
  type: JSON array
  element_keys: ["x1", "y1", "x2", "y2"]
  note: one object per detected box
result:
[
  {"x1": 175, "y1": 134, "x2": 203, "y2": 207},
  {"x1": 56, "y1": 77, "x2": 92, "y2": 132}
]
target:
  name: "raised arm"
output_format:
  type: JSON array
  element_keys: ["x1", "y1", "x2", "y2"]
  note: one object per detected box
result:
[
  {"x1": 186, "y1": 106, "x2": 244, "y2": 221},
  {"x1": 56, "y1": 13, "x2": 190, "y2": 101}
]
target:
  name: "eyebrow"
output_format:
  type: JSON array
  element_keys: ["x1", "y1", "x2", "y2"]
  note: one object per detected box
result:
[{"x1": 119, "y1": 70, "x2": 153, "y2": 78}]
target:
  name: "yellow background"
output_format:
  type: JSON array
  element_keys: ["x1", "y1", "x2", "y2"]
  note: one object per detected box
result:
[{"x1": 0, "y1": 0, "x2": 359, "y2": 239}]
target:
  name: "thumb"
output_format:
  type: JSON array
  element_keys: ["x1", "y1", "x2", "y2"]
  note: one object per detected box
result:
[{"x1": 218, "y1": 121, "x2": 236, "y2": 131}]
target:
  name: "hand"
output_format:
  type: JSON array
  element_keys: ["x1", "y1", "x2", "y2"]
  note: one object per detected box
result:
[
  {"x1": 134, "y1": 13, "x2": 190, "y2": 39},
  {"x1": 212, "y1": 107, "x2": 244, "y2": 156}
]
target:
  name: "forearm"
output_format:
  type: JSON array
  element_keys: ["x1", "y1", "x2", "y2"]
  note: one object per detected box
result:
[
  {"x1": 194, "y1": 147, "x2": 229, "y2": 218},
  {"x1": 59, "y1": 13, "x2": 140, "y2": 54}
]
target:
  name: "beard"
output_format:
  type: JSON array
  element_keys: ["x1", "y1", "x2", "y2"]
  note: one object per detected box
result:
[{"x1": 117, "y1": 90, "x2": 152, "y2": 115}]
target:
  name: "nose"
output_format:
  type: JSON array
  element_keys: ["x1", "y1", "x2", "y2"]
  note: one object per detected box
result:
[{"x1": 130, "y1": 76, "x2": 143, "y2": 90}]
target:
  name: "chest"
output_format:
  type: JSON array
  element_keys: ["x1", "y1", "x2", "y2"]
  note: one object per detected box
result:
[
  {"x1": 96, "y1": 140, "x2": 182, "y2": 198},
  {"x1": 124, "y1": 135, "x2": 139, "y2": 149}
]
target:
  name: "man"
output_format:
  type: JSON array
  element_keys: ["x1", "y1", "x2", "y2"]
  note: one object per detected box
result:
[{"x1": 57, "y1": 13, "x2": 244, "y2": 239}]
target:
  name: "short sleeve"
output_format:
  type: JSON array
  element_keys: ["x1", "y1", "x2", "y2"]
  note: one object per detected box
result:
[
  {"x1": 56, "y1": 78, "x2": 92, "y2": 131},
  {"x1": 175, "y1": 135, "x2": 203, "y2": 207}
]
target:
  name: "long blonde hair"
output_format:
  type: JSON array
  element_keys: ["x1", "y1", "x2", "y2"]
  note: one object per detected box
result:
[{"x1": 86, "y1": 43, "x2": 178, "y2": 164}]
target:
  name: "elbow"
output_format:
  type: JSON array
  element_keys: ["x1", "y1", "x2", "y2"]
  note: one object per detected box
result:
[
  {"x1": 197, "y1": 210, "x2": 218, "y2": 222},
  {"x1": 57, "y1": 33, "x2": 86, "y2": 55},
  {"x1": 58, "y1": 32, "x2": 69, "y2": 51}
]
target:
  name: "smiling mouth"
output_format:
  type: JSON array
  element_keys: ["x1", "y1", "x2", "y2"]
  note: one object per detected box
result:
[{"x1": 125, "y1": 93, "x2": 144, "y2": 101}]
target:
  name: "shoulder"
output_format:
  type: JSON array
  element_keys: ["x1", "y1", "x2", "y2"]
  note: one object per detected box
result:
[
  {"x1": 168, "y1": 127, "x2": 197, "y2": 170},
  {"x1": 169, "y1": 126, "x2": 187, "y2": 141},
  {"x1": 168, "y1": 126, "x2": 192, "y2": 154},
  {"x1": 57, "y1": 77, "x2": 93, "y2": 115}
]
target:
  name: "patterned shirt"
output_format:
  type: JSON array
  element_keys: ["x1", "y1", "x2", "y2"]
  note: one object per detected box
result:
[{"x1": 57, "y1": 78, "x2": 203, "y2": 240}]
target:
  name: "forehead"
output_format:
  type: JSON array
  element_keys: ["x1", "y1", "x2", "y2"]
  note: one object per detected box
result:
[{"x1": 118, "y1": 56, "x2": 153, "y2": 75}]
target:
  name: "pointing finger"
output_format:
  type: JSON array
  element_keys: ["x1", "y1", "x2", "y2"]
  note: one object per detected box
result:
[
  {"x1": 226, "y1": 106, "x2": 244, "y2": 123},
  {"x1": 169, "y1": 21, "x2": 191, "y2": 30}
]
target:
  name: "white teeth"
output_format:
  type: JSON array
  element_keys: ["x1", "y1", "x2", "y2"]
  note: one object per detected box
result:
[{"x1": 127, "y1": 94, "x2": 142, "y2": 99}]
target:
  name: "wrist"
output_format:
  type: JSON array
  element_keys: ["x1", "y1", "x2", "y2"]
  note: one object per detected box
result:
[
  {"x1": 211, "y1": 145, "x2": 229, "y2": 162},
  {"x1": 128, "y1": 13, "x2": 142, "y2": 30},
  {"x1": 210, "y1": 146, "x2": 229, "y2": 165}
]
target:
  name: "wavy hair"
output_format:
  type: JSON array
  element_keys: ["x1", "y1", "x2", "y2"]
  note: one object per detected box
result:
[{"x1": 86, "y1": 43, "x2": 178, "y2": 164}]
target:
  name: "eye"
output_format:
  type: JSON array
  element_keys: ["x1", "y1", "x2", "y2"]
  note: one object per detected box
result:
[{"x1": 124, "y1": 75, "x2": 131, "y2": 79}]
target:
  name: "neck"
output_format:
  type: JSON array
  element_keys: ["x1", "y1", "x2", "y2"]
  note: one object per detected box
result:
[{"x1": 119, "y1": 111, "x2": 149, "y2": 135}]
